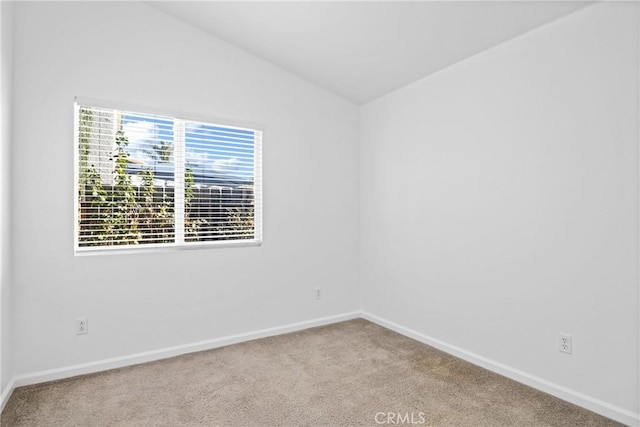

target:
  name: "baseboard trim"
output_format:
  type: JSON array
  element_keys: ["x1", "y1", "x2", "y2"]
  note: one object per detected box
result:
[
  {"x1": 361, "y1": 311, "x2": 639, "y2": 427},
  {"x1": 9, "y1": 311, "x2": 360, "y2": 391},
  {"x1": 0, "y1": 377, "x2": 15, "y2": 413},
  {"x1": 4, "y1": 310, "x2": 638, "y2": 426}
]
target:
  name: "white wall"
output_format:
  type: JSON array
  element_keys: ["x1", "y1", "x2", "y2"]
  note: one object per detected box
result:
[
  {"x1": 361, "y1": 1, "x2": 639, "y2": 418},
  {"x1": 10, "y1": 1, "x2": 359, "y2": 376},
  {"x1": 0, "y1": 0, "x2": 14, "y2": 396}
]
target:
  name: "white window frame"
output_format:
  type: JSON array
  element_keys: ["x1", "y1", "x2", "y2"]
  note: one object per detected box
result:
[{"x1": 73, "y1": 97, "x2": 263, "y2": 256}]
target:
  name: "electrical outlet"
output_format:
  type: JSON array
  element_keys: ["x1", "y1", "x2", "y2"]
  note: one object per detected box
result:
[
  {"x1": 559, "y1": 333, "x2": 572, "y2": 354},
  {"x1": 76, "y1": 318, "x2": 88, "y2": 335},
  {"x1": 315, "y1": 288, "x2": 322, "y2": 300}
]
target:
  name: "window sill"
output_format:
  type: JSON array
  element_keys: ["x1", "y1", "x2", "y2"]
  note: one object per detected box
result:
[{"x1": 74, "y1": 239, "x2": 263, "y2": 257}]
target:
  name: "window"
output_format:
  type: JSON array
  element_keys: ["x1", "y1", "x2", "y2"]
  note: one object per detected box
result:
[{"x1": 74, "y1": 100, "x2": 262, "y2": 254}]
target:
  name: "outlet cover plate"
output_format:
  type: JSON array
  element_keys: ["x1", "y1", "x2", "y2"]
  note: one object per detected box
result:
[{"x1": 559, "y1": 333, "x2": 572, "y2": 354}]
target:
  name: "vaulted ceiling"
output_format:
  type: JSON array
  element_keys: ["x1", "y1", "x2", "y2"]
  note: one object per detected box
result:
[{"x1": 151, "y1": 1, "x2": 590, "y2": 105}]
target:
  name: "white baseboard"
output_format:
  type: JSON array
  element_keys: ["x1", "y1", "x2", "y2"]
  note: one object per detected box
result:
[
  {"x1": 361, "y1": 311, "x2": 640, "y2": 427},
  {"x1": 0, "y1": 377, "x2": 15, "y2": 413},
  {"x1": 4, "y1": 311, "x2": 360, "y2": 399},
  {"x1": 3, "y1": 310, "x2": 638, "y2": 427}
]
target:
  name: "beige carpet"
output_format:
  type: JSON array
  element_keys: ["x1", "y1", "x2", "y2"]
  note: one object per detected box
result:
[{"x1": 1, "y1": 319, "x2": 622, "y2": 426}]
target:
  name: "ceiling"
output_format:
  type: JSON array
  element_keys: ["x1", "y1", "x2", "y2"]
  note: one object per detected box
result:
[{"x1": 150, "y1": 1, "x2": 590, "y2": 105}]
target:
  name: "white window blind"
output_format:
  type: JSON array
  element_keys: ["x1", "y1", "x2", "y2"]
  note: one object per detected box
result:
[{"x1": 75, "y1": 102, "x2": 262, "y2": 254}]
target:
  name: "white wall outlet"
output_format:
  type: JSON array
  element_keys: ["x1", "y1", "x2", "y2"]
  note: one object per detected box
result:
[
  {"x1": 315, "y1": 287, "x2": 322, "y2": 300},
  {"x1": 76, "y1": 317, "x2": 88, "y2": 335},
  {"x1": 559, "y1": 333, "x2": 572, "y2": 354}
]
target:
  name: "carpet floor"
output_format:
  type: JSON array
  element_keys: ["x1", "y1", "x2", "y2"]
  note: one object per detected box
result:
[{"x1": 1, "y1": 319, "x2": 622, "y2": 426}]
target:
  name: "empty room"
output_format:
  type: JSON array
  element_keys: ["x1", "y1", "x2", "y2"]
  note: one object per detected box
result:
[{"x1": 0, "y1": 1, "x2": 638, "y2": 426}]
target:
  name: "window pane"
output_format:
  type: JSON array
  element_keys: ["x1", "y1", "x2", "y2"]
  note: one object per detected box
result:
[
  {"x1": 184, "y1": 121, "x2": 256, "y2": 242},
  {"x1": 77, "y1": 106, "x2": 176, "y2": 247}
]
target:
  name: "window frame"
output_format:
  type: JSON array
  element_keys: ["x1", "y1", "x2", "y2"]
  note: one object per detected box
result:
[{"x1": 73, "y1": 97, "x2": 263, "y2": 256}]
